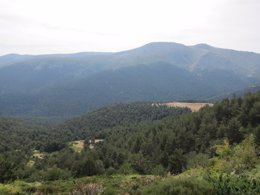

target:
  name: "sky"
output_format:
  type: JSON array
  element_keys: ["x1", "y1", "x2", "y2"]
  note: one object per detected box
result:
[{"x1": 0, "y1": 0, "x2": 260, "y2": 55}]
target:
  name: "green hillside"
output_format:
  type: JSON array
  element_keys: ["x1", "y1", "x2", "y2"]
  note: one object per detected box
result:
[{"x1": 0, "y1": 92, "x2": 259, "y2": 194}]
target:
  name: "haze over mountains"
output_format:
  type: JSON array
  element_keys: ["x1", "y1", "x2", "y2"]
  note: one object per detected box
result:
[{"x1": 0, "y1": 42, "x2": 260, "y2": 117}]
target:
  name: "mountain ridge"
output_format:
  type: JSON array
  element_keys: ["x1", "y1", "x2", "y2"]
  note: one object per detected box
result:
[
  {"x1": 0, "y1": 42, "x2": 259, "y2": 117},
  {"x1": 2, "y1": 42, "x2": 260, "y2": 78},
  {"x1": 2, "y1": 41, "x2": 260, "y2": 57}
]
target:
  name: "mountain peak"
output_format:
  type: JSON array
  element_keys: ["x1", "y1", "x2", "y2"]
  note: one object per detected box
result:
[
  {"x1": 141, "y1": 42, "x2": 187, "y2": 49},
  {"x1": 193, "y1": 43, "x2": 214, "y2": 50},
  {"x1": 0, "y1": 53, "x2": 20, "y2": 58}
]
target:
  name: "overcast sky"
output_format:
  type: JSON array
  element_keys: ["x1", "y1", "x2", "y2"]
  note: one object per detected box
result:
[{"x1": 0, "y1": 0, "x2": 260, "y2": 55}]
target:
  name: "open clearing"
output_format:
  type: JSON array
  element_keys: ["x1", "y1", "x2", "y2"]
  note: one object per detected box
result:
[
  {"x1": 69, "y1": 139, "x2": 104, "y2": 151},
  {"x1": 32, "y1": 150, "x2": 44, "y2": 159},
  {"x1": 69, "y1": 140, "x2": 85, "y2": 153},
  {"x1": 155, "y1": 102, "x2": 213, "y2": 112},
  {"x1": 27, "y1": 150, "x2": 45, "y2": 167},
  {"x1": 88, "y1": 139, "x2": 104, "y2": 150}
]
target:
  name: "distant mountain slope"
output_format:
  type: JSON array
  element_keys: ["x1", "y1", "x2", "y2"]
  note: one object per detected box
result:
[
  {"x1": 193, "y1": 44, "x2": 260, "y2": 78},
  {"x1": 0, "y1": 54, "x2": 34, "y2": 68},
  {"x1": 0, "y1": 42, "x2": 259, "y2": 117},
  {"x1": 0, "y1": 63, "x2": 253, "y2": 116},
  {"x1": 2, "y1": 42, "x2": 260, "y2": 78},
  {"x1": 209, "y1": 85, "x2": 260, "y2": 100}
]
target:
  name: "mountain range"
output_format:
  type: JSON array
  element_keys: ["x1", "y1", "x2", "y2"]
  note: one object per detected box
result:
[{"x1": 0, "y1": 42, "x2": 260, "y2": 117}]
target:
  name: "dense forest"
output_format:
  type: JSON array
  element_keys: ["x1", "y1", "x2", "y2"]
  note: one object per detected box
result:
[
  {"x1": 0, "y1": 92, "x2": 259, "y2": 194},
  {"x1": 0, "y1": 103, "x2": 189, "y2": 181}
]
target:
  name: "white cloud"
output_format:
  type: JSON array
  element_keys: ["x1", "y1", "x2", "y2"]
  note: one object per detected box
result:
[{"x1": 0, "y1": 0, "x2": 259, "y2": 54}]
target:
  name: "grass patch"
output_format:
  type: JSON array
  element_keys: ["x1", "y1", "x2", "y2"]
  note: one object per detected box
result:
[
  {"x1": 0, "y1": 181, "x2": 41, "y2": 195},
  {"x1": 69, "y1": 140, "x2": 84, "y2": 153},
  {"x1": 0, "y1": 175, "x2": 160, "y2": 195}
]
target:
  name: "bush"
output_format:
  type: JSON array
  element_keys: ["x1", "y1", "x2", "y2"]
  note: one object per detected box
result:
[
  {"x1": 151, "y1": 165, "x2": 166, "y2": 176},
  {"x1": 186, "y1": 152, "x2": 209, "y2": 169},
  {"x1": 42, "y1": 166, "x2": 71, "y2": 181},
  {"x1": 118, "y1": 162, "x2": 136, "y2": 175},
  {"x1": 106, "y1": 167, "x2": 116, "y2": 175},
  {"x1": 207, "y1": 173, "x2": 260, "y2": 195},
  {"x1": 141, "y1": 176, "x2": 214, "y2": 195},
  {"x1": 70, "y1": 183, "x2": 104, "y2": 195}
]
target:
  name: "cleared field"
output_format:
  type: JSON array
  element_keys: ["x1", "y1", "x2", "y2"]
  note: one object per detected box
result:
[
  {"x1": 27, "y1": 150, "x2": 45, "y2": 167},
  {"x1": 69, "y1": 140, "x2": 85, "y2": 153},
  {"x1": 88, "y1": 139, "x2": 104, "y2": 150},
  {"x1": 32, "y1": 150, "x2": 44, "y2": 159},
  {"x1": 156, "y1": 102, "x2": 213, "y2": 112}
]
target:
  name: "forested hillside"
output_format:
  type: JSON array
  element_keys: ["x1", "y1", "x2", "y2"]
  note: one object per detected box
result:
[
  {"x1": 0, "y1": 92, "x2": 259, "y2": 194},
  {"x1": 0, "y1": 102, "x2": 188, "y2": 182},
  {"x1": 57, "y1": 102, "x2": 190, "y2": 139}
]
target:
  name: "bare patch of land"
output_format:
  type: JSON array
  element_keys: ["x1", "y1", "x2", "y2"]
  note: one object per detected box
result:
[
  {"x1": 69, "y1": 139, "x2": 104, "y2": 151},
  {"x1": 32, "y1": 150, "x2": 45, "y2": 159},
  {"x1": 88, "y1": 139, "x2": 104, "y2": 150},
  {"x1": 27, "y1": 150, "x2": 45, "y2": 167},
  {"x1": 155, "y1": 102, "x2": 213, "y2": 112},
  {"x1": 69, "y1": 140, "x2": 85, "y2": 153}
]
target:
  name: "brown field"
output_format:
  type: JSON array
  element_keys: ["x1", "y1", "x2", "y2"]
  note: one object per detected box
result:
[{"x1": 155, "y1": 102, "x2": 213, "y2": 112}]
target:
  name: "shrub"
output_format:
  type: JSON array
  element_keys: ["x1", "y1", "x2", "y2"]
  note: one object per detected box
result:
[
  {"x1": 70, "y1": 183, "x2": 104, "y2": 195},
  {"x1": 141, "y1": 176, "x2": 214, "y2": 195},
  {"x1": 207, "y1": 173, "x2": 260, "y2": 195},
  {"x1": 151, "y1": 165, "x2": 166, "y2": 176},
  {"x1": 42, "y1": 166, "x2": 71, "y2": 181}
]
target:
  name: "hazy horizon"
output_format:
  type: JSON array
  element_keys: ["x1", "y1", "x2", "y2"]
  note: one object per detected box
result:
[
  {"x1": 1, "y1": 0, "x2": 260, "y2": 55},
  {"x1": 1, "y1": 41, "x2": 260, "y2": 57}
]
